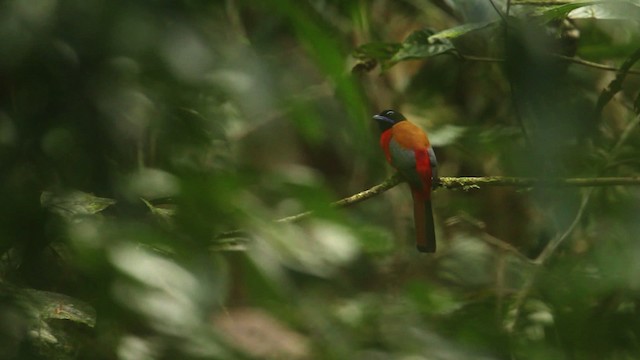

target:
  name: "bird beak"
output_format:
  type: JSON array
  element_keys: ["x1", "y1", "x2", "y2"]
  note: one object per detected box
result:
[{"x1": 372, "y1": 114, "x2": 392, "y2": 124}]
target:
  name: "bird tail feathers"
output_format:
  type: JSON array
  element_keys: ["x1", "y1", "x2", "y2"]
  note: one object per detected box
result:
[{"x1": 412, "y1": 191, "x2": 436, "y2": 253}]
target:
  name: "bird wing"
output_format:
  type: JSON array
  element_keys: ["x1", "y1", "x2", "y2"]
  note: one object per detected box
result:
[{"x1": 388, "y1": 122, "x2": 433, "y2": 192}]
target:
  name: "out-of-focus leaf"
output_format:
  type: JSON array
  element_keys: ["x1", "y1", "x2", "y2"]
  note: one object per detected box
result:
[
  {"x1": 288, "y1": 101, "x2": 326, "y2": 145},
  {"x1": 429, "y1": 124, "x2": 468, "y2": 147},
  {"x1": 445, "y1": 0, "x2": 504, "y2": 22},
  {"x1": 352, "y1": 42, "x2": 401, "y2": 61},
  {"x1": 568, "y1": 1, "x2": 640, "y2": 20},
  {"x1": 141, "y1": 197, "x2": 176, "y2": 225},
  {"x1": 214, "y1": 307, "x2": 310, "y2": 360},
  {"x1": 428, "y1": 21, "x2": 497, "y2": 42},
  {"x1": 351, "y1": 59, "x2": 378, "y2": 74},
  {"x1": 354, "y1": 226, "x2": 394, "y2": 253},
  {"x1": 437, "y1": 233, "x2": 494, "y2": 288},
  {"x1": 210, "y1": 237, "x2": 250, "y2": 252},
  {"x1": 532, "y1": 1, "x2": 605, "y2": 23},
  {"x1": 41, "y1": 190, "x2": 116, "y2": 218},
  {"x1": 13, "y1": 288, "x2": 96, "y2": 359},
  {"x1": 505, "y1": 298, "x2": 554, "y2": 340},
  {"x1": 251, "y1": 220, "x2": 359, "y2": 278},
  {"x1": 389, "y1": 29, "x2": 457, "y2": 67},
  {"x1": 406, "y1": 282, "x2": 464, "y2": 316},
  {"x1": 353, "y1": 28, "x2": 460, "y2": 71},
  {"x1": 20, "y1": 289, "x2": 96, "y2": 327},
  {"x1": 121, "y1": 168, "x2": 180, "y2": 202},
  {"x1": 108, "y1": 243, "x2": 229, "y2": 357}
]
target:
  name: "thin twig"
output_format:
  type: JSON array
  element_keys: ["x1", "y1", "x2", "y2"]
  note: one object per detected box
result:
[
  {"x1": 506, "y1": 112, "x2": 640, "y2": 332},
  {"x1": 511, "y1": 1, "x2": 572, "y2": 5},
  {"x1": 457, "y1": 53, "x2": 640, "y2": 76},
  {"x1": 594, "y1": 48, "x2": 640, "y2": 120},
  {"x1": 534, "y1": 189, "x2": 593, "y2": 265},
  {"x1": 553, "y1": 54, "x2": 640, "y2": 76},
  {"x1": 459, "y1": 54, "x2": 503, "y2": 63},
  {"x1": 446, "y1": 214, "x2": 533, "y2": 262},
  {"x1": 276, "y1": 173, "x2": 402, "y2": 223},
  {"x1": 495, "y1": 0, "x2": 533, "y2": 146},
  {"x1": 489, "y1": 0, "x2": 507, "y2": 22},
  {"x1": 213, "y1": 174, "x2": 403, "y2": 240}
]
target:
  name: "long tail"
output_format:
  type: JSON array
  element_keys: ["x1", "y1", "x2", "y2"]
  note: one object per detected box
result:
[{"x1": 411, "y1": 190, "x2": 436, "y2": 253}]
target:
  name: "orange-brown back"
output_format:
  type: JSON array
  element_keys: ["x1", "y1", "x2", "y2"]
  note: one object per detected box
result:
[{"x1": 391, "y1": 121, "x2": 430, "y2": 150}]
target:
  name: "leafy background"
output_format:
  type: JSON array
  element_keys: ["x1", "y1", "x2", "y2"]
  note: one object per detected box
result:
[{"x1": 1, "y1": 0, "x2": 640, "y2": 359}]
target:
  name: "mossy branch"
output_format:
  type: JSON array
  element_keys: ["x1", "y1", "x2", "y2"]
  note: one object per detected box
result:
[
  {"x1": 438, "y1": 176, "x2": 640, "y2": 189},
  {"x1": 333, "y1": 174, "x2": 640, "y2": 216},
  {"x1": 215, "y1": 173, "x2": 640, "y2": 242}
]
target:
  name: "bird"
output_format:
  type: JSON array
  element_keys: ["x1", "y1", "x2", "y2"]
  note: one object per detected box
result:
[{"x1": 373, "y1": 109, "x2": 438, "y2": 252}]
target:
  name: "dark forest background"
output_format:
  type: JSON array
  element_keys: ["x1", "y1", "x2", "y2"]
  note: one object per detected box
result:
[{"x1": 2, "y1": 0, "x2": 640, "y2": 359}]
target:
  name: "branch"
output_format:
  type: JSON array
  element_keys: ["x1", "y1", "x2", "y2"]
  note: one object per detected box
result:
[
  {"x1": 553, "y1": 54, "x2": 640, "y2": 76},
  {"x1": 511, "y1": 1, "x2": 573, "y2": 5},
  {"x1": 457, "y1": 53, "x2": 640, "y2": 76},
  {"x1": 277, "y1": 175, "x2": 640, "y2": 224},
  {"x1": 439, "y1": 176, "x2": 640, "y2": 189},
  {"x1": 506, "y1": 112, "x2": 640, "y2": 332},
  {"x1": 275, "y1": 173, "x2": 403, "y2": 223},
  {"x1": 594, "y1": 47, "x2": 640, "y2": 119},
  {"x1": 214, "y1": 174, "x2": 640, "y2": 243},
  {"x1": 534, "y1": 189, "x2": 593, "y2": 265},
  {"x1": 213, "y1": 174, "x2": 404, "y2": 242}
]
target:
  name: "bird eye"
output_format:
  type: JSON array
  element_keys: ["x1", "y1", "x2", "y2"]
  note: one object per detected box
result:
[{"x1": 385, "y1": 110, "x2": 394, "y2": 115}]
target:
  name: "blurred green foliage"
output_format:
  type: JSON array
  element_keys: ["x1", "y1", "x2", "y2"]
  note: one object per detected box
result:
[{"x1": 1, "y1": 0, "x2": 640, "y2": 359}]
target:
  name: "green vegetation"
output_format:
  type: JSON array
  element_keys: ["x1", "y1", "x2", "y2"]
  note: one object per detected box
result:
[{"x1": 1, "y1": 0, "x2": 640, "y2": 359}]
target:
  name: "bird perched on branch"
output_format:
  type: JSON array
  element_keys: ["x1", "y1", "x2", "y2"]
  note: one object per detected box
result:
[{"x1": 373, "y1": 110, "x2": 438, "y2": 252}]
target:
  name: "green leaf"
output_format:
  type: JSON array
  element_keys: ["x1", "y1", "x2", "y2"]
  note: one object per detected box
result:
[
  {"x1": 352, "y1": 42, "x2": 401, "y2": 61},
  {"x1": 429, "y1": 124, "x2": 468, "y2": 147},
  {"x1": 389, "y1": 29, "x2": 457, "y2": 67},
  {"x1": 568, "y1": 1, "x2": 640, "y2": 21},
  {"x1": 21, "y1": 289, "x2": 96, "y2": 328},
  {"x1": 41, "y1": 190, "x2": 116, "y2": 217},
  {"x1": 428, "y1": 21, "x2": 497, "y2": 42},
  {"x1": 532, "y1": 1, "x2": 607, "y2": 23},
  {"x1": 141, "y1": 197, "x2": 176, "y2": 224},
  {"x1": 353, "y1": 23, "x2": 491, "y2": 71},
  {"x1": 13, "y1": 288, "x2": 96, "y2": 359}
]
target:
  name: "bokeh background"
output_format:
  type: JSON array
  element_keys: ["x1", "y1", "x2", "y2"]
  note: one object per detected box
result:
[{"x1": 1, "y1": 0, "x2": 640, "y2": 359}]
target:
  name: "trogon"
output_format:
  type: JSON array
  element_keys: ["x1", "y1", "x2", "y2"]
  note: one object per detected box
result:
[{"x1": 373, "y1": 110, "x2": 438, "y2": 252}]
